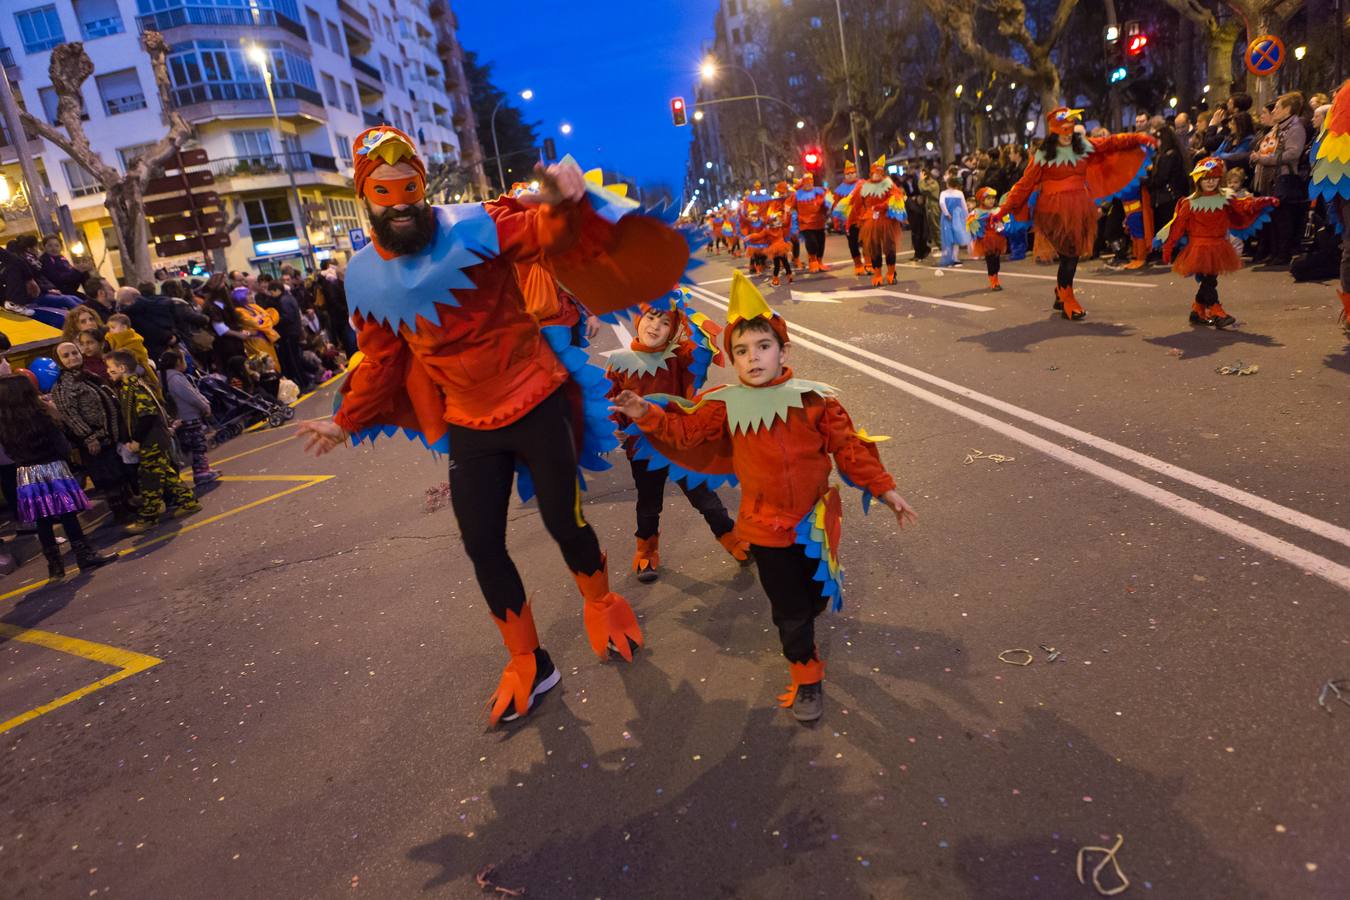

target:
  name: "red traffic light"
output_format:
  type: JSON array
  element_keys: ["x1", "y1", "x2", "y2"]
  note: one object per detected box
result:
[
  {"x1": 1126, "y1": 33, "x2": 1148, "y2": 55},
  {"x1": 671, "y1": 96, "x2": 688, "y2": 127},
  {"x1": 802, "y1": 146, "x2": 822, "y2": 169}
]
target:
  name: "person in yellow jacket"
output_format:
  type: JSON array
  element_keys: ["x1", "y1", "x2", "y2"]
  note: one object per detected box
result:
[{"x1": 105, "y1": 313, "x2": 162, "y2": 396}]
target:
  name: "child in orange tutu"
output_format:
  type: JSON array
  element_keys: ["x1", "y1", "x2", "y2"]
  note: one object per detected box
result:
[
  {"x1": 1159, "y1": 157, "x2": 1278, "y2": 329},
  {"x1": 744, "y1": 209, "x2": 796, "y2": 286},
  {"x1": 967, "y1": 187, "x2": 1008, "y2": 290}
]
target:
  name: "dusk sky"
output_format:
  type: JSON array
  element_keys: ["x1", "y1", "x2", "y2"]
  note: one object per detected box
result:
[{"x1": 454, "y1": 0, "x2": 721, "y2": 192}]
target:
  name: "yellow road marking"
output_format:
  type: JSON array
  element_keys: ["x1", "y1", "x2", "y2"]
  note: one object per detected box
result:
[
  {"x1": 0, "y1": 624, "x2": 162, "y2": 735},
  {"x1": 210, "y1": 433, "x2": 299, "y2": 466},
  {"x1": 0, "y1": 475, "x2": 334, "y2": 606}
]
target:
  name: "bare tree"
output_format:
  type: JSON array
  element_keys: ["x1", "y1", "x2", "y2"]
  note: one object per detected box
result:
[
  {"x1": 921, "y1": 0, "x2": 1081, "y2": 120},
  {"x1": 1167, "y1": 0, "x2": 1305, "y2": 109},
  {"x1": 18, "y1": 33, "x2": 192, "y2": 284}
]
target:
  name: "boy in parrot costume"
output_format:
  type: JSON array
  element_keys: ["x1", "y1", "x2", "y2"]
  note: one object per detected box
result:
[
  {"x1": 1309, "y1": 78, "x2": 1350, "y2": 330},
  {"x1": 606, "y1": 289, "x2": 750, "y2": 582},
  {"x1": 610, "y1": 272, "x2": 918, "y2": 723},
  {"x1": 829, "y1": 160, "x2": 863, "y2": 274},
  {"x1": 743, "y1": 207, "x2": 797, "y2": 286},
  {"x1": 795, "y1": 172, "x2": 830, "y2": 273},
  {"x1": 997, "y1": 107, "x2": 1157, "y2": 321},
  {"x1": 845, "y1": 155, "x2": 907, "y2": 286},
  {"x1": 967, "y1": 187, "x2": 1009, "y2": 291},
  {"x1": 300, "y1": 126, "x2": 691, "y2": 727},
  {"x1": 1158, "y1": 157, "x2": 1278, "y2": 329}
]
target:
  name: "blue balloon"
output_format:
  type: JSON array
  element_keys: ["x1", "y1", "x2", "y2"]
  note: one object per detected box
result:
[{"x1": 30, "y1": 356, "x2": 59, "y2": 392}]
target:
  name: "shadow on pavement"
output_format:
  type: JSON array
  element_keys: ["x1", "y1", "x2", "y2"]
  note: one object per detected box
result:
[
  {"x1": 1142, "y1": 327, "x2": 1283, "y2": 361},
  {"x1": 1323, "y1": 339, "x2": 1350, "y2": 375},
  {"x1": 957, "y1": 321, "x2": 1136, "y2": 354}
]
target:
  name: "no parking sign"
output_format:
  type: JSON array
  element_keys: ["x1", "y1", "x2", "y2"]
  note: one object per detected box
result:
[{"x1": 1245, "y1": 35, "x2": 1285, "y2": 77}]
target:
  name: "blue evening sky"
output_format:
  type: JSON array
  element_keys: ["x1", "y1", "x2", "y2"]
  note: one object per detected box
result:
[{"x1": 453, "y1": 0, "x2": 720, "y2": 193}]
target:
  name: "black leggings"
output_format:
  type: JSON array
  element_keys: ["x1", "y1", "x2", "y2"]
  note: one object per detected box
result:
[
  {"x1": 870, "y1": 246, "x2": 897, "y2": 270},
  {"x1": 846, "y1": 224, "x2": 862, "y2": 260},
  {"x1": 985, "y1": 253, "x2": 1001, "y2": 276},
  {"x1": 36, "y1": 512, "x2": 86, "y2": 553},
  {"x1": 801, "y1": 229, "x2": 825, "y2": 259},
  {"x1": 772, "y1": 255, "x2": 793, "y2": 276},
  {"x1": 1056, "y1": 255, "x2": 1079, "y2": 288},
  {"x1": 790, "y1": 236, "x2": 800, "y2": 261},
  {"x1": 752, "y1": 543, "x2": 827, "y2": 663},
  {"x1": 630, "y1": 457, "x2": 733, "y2": 540},
  {"x1": 448, "y1": 388, "x2": 603, "y2": 620},
  {"x1": 1195, "y1": 274, "x2": 1219, "y2": 306}
]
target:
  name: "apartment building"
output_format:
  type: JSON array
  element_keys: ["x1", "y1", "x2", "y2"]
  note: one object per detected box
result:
[{"x1": 0, "y1": 0, "x2": 478, "y2": 277}]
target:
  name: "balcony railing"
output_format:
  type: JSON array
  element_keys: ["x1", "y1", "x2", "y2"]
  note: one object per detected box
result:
[
  {"x1": 104, "y1": 94, "x2": 147, "y2": 115},
  {"x1": 351, "y1": 56, "x2": 381, "y2": 81},
  {"x1": 209, "y1": 151, "x2": 338, "y2": 179},
  {"x1": 137, "y1": 7, "x2": 306, "y2": 39},
  {"x1": 81, "y1": 16, "x2": 125, "y2": 39},
  {"x1": 0, "y1": 48, "x2": 15, "y2": 68},
  {"x1": 362, "y1": 110, "x2": 384, "y2": 127},
  {"x1": 170, "y1": 80, "x2": 323, "y2": 108}
]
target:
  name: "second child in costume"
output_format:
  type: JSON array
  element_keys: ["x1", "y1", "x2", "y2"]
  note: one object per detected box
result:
[
  {"x1": 1158, "y1": 157, "x2": 1278, "y2": 329},
  {"x1": 606, "y1": 291, "x2": 750, "y2": 582},
  {"x1": 1309, "y1": 78, "x2": 1350, "y2": 330},
  {"x1": 300, "y1": 127, "x2": 691, "y2": 727},
  {"x1": 743, "y1": 209, "x2": 796, "y2": 286},
  {"x1": 999, "y1": 107, "x2": 1156, "y2": 320},
  {"x1": 829, "y1": 161, "x2": 864, "y2": 273},
  {"x1": 611, "y1": 273, "x2": 917, "y2": 723},
  {"x1": 795, "y1": 173, "x2": 830, "y2": 273},
  {"x1": 967, "y1": 187, "x2": 1009, "y2": 290},
  {"x1": 846, "y1": 156, "x2": 907, "y2": 286}
]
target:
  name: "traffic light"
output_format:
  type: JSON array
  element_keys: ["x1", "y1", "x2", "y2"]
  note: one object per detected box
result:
[
  {"x1": 801, "y1": 146, "x2": 822, "y2": 170},
  {"x1": 1109, "y1": 66, "x2": 1128, "y2": 84},
  {"x1": 671, "y1": 96, "x2": 688, "y2": 127},
  {"x1": 1124, "y1": 20, "x2": 1148, "y2": 56}
]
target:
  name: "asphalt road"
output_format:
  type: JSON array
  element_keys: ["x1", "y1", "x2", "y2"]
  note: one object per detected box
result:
[{"x1": 2, "y1": 235, "x2": 1348, "y2": 899}]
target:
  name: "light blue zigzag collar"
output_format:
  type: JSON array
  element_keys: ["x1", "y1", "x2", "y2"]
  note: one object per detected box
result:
[
  {"x1": 1034, "y1": 141, "x2": 1095, "y2": 168},
  {"x1": 346, "y1": 204, "x2": 498, "y2": 332},
  {"x1": 607, "y1": 346, "x2": 677, "y2": 378},
  {"x1": 708, "y1": 378, "x2": 837, "y2": 436}
]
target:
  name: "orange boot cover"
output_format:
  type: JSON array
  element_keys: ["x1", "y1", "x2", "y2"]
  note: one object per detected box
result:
[
  {"x1": 487, "y1": 603, "x2": 541, "y2": 726},
  {"x1": 776, "y1": 656, "x2": 825, "y2": 707},
  {"x1": 632, "y1": 534, "x2": 660, "y2": 576},
  {"x1": 870, "y1": 269, "x2": 884, "y2": 287},
  {"x1": 1058, "y1": 286, "x2": 1085, "y2": 319},
  {"x1": 1191, "y1": 301, "x2": 1209, "y2": 319},
  {"x1": 1207, "y1": 302, "x2": 1232, "y2": 319},
  {"x1": 717, "y1": 531, "x2": 751, "y2": 563},
  {"x1": 809, "y1": 256, "x2": 823, "y2": 273},
  {"x1": 1124, "y1": 237, "x2": 1147, "y2": 269},
  {"x1": 988, "y1": 275, "x2": 1000, "y2": 290},
  {"x1": 885, "y1": 264, "x2": 897, "y2": 285},
  {"x1": 852, "y1": 256, "x2": 865, "y2": 276},
  {"x1": 1340, "y1": 292, "x2": 1350, "y2": 324},
  {"x1": 574, "y1": 557, "x2": 644, "y2": 661}
]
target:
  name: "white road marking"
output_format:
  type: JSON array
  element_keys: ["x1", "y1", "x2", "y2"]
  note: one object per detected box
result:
[
  {"x1": 901, "y1": 261, "x2": 1158, "y2": 289},
  {"x1": 686, "y1": 284, "x2": 1350, "y2": 591},
  {"x1": 789, "y1": 287, "x2": 994, "y2": 312}
]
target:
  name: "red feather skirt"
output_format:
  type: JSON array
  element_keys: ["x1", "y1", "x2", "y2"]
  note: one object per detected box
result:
[
  {"x1": 860, "y1": 217, "x2": 901, "y2": 259},
  {"x1": 1033, "y1": 189, "x2": 1097, "y2": 260},
  {"x1": 971, "y1": 231, "x2": 1007, "y2": 257},
  {"x1": 1172, "y1": 236, "x2": 1242, "y2": 276}
]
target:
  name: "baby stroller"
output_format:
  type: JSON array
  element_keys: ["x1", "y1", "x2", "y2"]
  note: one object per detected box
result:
[{"x1": 194, "y1": 372, "x2": 295, "y2": 445}]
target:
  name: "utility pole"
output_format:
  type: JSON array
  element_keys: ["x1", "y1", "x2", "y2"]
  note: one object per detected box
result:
[
  {"x1": 834, "y1": 0, "x2": 860, "y2": 167},
  {"x1": 0, "y1": 62, "x2": 55, "y2": 235}
]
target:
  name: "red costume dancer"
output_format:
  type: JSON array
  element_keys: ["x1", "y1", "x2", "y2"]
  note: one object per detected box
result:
[
  {"x1": 610, "y1": 273, "x2": 916, "y2": 723},
  {"x1": 1001, "y1": 107, "x2": 1156, "y2": 320},
  {"x1": 967, "y1": 187, "x2": 1009, "y2": 291},
  {"x1": 795, "y1": 173, "x2": 829, "y2": 272},
  {"x1": 829, "y1": 161, "x2": 863, "y2": 274},
  {"x1": 1158, "y1": 157, "x2": 1277, "y2": 329},
  {"x1": 708, "y1": 207, "x2": 726, "y2": 254},
  {"x1": 606, "y1": 290, "x2": 749, "y2": 581},
  {"x1": 1309, "y1": 78, "x2": 1350, "y2": 330},
  {"x1": 300, "y1": 127, "x2": 690, "y2": 726},
  {"x1": 846, "y1": 155, "x2": 907, "y2": 286},
  {"x1": 743, "y1": 209, "x2": 796, "y2": 285},
  {"x1": 742, "y1": 185, "x2": 773, "y2": 275},
  {"x1": 773, "y1": 180, "x2": 802, "y2": 266}
]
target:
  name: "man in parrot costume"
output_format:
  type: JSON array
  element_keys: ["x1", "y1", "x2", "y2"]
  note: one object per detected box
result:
[
  {"x1": 795, "y1": 172, "x2": 830, "y2": 273},
  {"x1": 828, "y1": 160, "x2": 863, "y2": 273},
  {"x1": 845, "y1": 155, "x2": 907, "y2": 286},
  {"x1": 299, "y1": 126, "x2": 690, "y2": 727},
  {"x1": 1309, "y1": 78, "x2": 1350, "y2": 330},
  {"x1": 609, "y1": 272, "x2": 917, "y2": 723}
]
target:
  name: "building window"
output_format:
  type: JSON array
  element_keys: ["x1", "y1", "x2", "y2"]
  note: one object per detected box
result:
[
  {"x1": 75, "y1": 0, "x2": 124, "y2": 39},
  {"x1": 117, "y1": 142, "x2": 157, "y2": 171},
  {"x1": 96, "y1": 68, "x2": 147, "y2": 115},
  {"x1": 392, "y1": 64, "x2": 404, "y2": 90},
  {"x1": 243, "y1": 196, "x2": 297, "y2": 243},
  {"x1": 340, "y1": 81, "x2": 357, "y2": 114},
  {"x1": 61, "y1": 159, "x2": 102, "y2": 198},
  {"x1": 326, "y1": 20, "x2": 344, "y2": 55},
  {"x1": 304, "y1": 6, "x2": 325, "y2": 46},
  {"x1": 166, "y1": 39, "x2": 319, "y2": 107},
  {"x1": 731, "y1": 27, "x2": 740, "y2": 45},
  {"x1": 231, "y1": 129, "x2": 276, "y2": 165},
  {"x1": 321, "y1": 71, "x2": 339, "y2": 105},
  {"x1": 335, "y1": 133, "x2": 353, "y2": 166},
  {"x1": 379, "y1": 54, "x2": 391, "y2": 80},
  {"x1": 15, "y1": 5, "x2": 65, "y2": 53},
  {"x1": 726, "y1": 0, "x2": 736, "y2": 14},
  {"x1": 327, "y1": 196, "x2": 360, "y2": 233},
  {"x1": 38, "y1": 85, "x2": 89, "y2": 125}
]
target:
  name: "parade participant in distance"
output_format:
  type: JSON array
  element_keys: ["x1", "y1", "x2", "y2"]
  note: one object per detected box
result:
[
  {"x1": 846, "y1": 156, "x2": 907, "y2": 286},
  {"x1": 794, "y1": 172, "x2": 830, "y2": 273},
  {"x1": 998, "y1": 107, "x2": 1157, "y2": 320},
  {"x1": 742, "y1": 207, "x2": 796, "y2": 286},
  {"x1": 610, "y1": 273, "x2": 917, "y2": 723},
  {"x1": 829, "y1": 160, "x2": 864, "y2": 274},
  {"x1": 1158, "y1": 157, "x2": 1278, "y2": 329},
  {"x1": 606, "y1": 290, "x2": 749, "y2": 582},
  {"x1": 298, "y1": 126, "x2": 690, "y2": 727},
  {"x1": 967, "y1": 187, "x2": 1009, "y2": 290},
  {"x1": 1309, "y1": 78, "x2": 1350, "y2": 330}
]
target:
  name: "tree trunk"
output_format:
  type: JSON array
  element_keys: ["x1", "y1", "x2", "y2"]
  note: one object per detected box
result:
[
  {"x1": 1204, "y1": 22, "x2": 1241, "y2": 107},
  {"x1": 937, "y1": 92, "x2": 956, "y2": 165}
]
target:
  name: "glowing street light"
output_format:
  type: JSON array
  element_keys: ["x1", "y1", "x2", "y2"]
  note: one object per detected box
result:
[
  {"x1": 985, "y1": 104, "x2": 993, "y2": 112},
  {"x1": 954, "y1": 84, "x2": 964, "y2": 98},
  {"x1": 908, "y1": 131, "x2": 916, "y2": 140},
  {"x1": 560, "y1": 122, "x2": 573, "y2": 135},
  {"x1": 705, "y1": 160, "x2": 713, "y2": 170},
  {"x1": 925, "y1": 141, "x2": 934, "y2": 151},
  {"x1": 0, "y1": 174, "x2": 10, "y2": 203},
  {"x1": 700, "y1": 58, "x2": 717, "y2": 81},
  {"x1": 520, "y1": 88, "x2": 534, "y2": 101},
  {"x1": 1169, "y1": 96, "x2": 1178, "y2": 109},
  {"x1": 1026, "y1": 120, "x2": 1036, "y2": 133},
  {"x1": 698, "y1": 177, "x2": 705, "y2": 184},
  {"x1": 1202, "y1": 83, "x2": 1211, "y2": 94},
  {"x1": 1294, "y1": 45, "x2": 1307, "y2": 60},
  {"x1": 795, "y1": 120, "x2": 806, "y2": 129}
]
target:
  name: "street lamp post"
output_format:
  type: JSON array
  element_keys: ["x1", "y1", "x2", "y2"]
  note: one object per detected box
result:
[
  {"x1": 247, "y1": 44, "x2": 313, "y2": 269},
  {"x1": 834, "y1": 0, "x2": 861, "y2": 167},
  {"x1": 701, "y1": 58, "x2": 769, "y2": 180},
  {"x1": 491, "y1": 88, "x2": 532, "y2": 193}
]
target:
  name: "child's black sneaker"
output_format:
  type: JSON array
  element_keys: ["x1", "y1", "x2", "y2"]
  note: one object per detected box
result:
[
  {"x1": 792, "y1": 682, "x2": 823, "y2": 722},
  {"x1": 498, "y1": 649, "x2": 561, "y2": 723}
]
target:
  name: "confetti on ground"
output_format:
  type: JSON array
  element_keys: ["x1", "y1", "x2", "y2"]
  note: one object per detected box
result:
[
  {"x1": 475, "y1": 865, "x2": 525, "y2": 896},
  {"x1": 425, "y1": 482, "x2": 451, "y2": 513},
  {"x1": 964, "y1": 448, "x2": 1016, "y2": 465},
  {"x1": 1077, "y1": 833, "x2": 1129, "y2": 896},
  {"x1": 1215, "y1": 360, "x2": 1259, "y2": 376},
  {"x1": 1316, "y1": 678, "x2": 1350, "y2": 714}
]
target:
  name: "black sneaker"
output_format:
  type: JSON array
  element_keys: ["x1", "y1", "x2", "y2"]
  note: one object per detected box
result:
[
  {"x1": 792, "y1": 682, "x2": 823, "y2": 722},
  {"x1": 1189, "y1": 309, "x2": 1212, "y2": 326},
  {"x1": 1051, "y1": 291, "x2": 1063, "y2": 311},
  {"x1": 498, "y1": 649, "x2": 561, "y2": 723}
]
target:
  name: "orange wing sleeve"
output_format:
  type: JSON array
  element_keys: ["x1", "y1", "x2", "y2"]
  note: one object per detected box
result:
[
  {"x1": 1001, "y1": 161, "x2": 1043, "y2": 219},
  {"x1": 819, "y1": 398, "x2": 896, "y2": 497},
  {"x1": 333, "y1": 314, "x2": 412, "y2": 435},
  {"x1": 635, "y1": 397, "x2": 729, "y2": 449}
]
